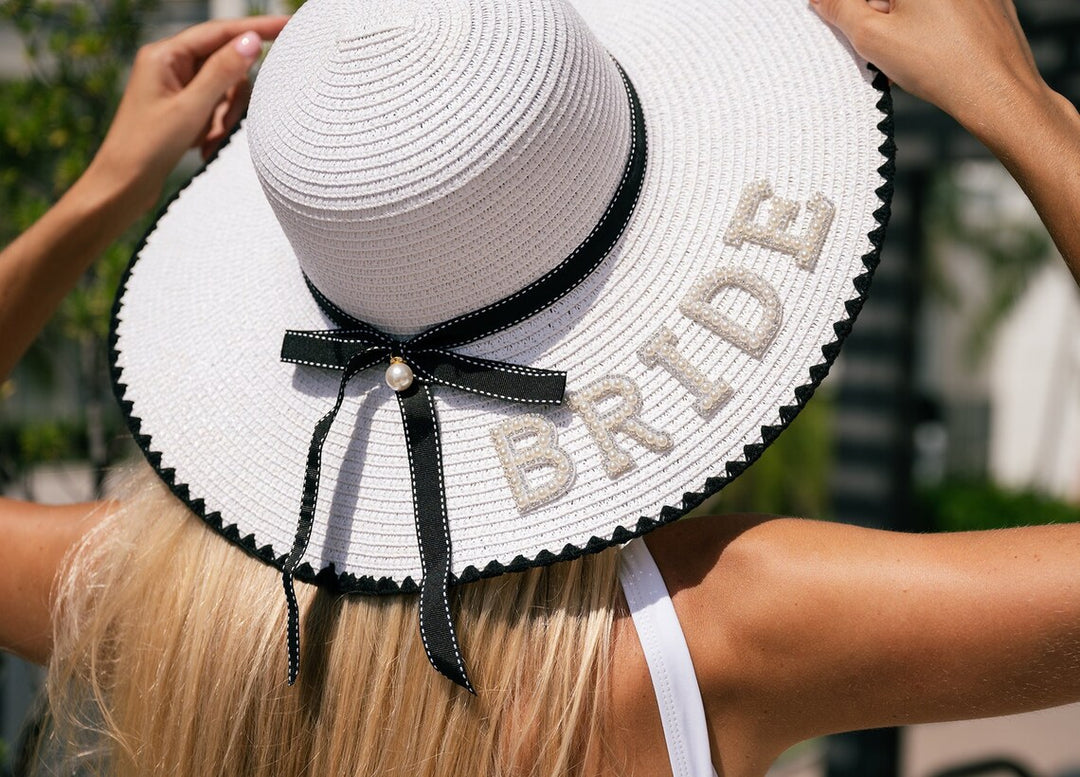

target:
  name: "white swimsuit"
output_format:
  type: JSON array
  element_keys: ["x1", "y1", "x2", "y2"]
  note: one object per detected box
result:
[{"x1": 619, "y1": 538, "x2": 719, "y2": 777}]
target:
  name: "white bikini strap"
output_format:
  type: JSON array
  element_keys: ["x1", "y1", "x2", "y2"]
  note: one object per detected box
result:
[{"x1": 618, "y1": 537, "x2": 717, "y2": 777}]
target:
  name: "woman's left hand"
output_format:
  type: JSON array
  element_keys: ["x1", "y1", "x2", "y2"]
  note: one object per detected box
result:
[{"x1": 87, "y1": 16, "x2": 290, "y2": 213}]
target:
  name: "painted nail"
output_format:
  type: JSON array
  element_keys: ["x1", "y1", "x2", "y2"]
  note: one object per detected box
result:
[{"x1": 234, "y1": 31, "x2": 262, "y2": 59}]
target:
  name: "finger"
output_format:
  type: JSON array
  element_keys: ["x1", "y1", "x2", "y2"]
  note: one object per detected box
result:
[
  {"x1": 193, "y1": 108, "x2": 218, "y2": 152},
  {"x1": 219, "y1": 77, "x2": 252, "y2": 134},
  {"x1": 198, "y1": 93, "x2": 230, "y2": 160},
  {"x1": 191, "y1": 83, "x2": 237, "y2": 149},
  {"x1": 867, "y1": 0, "x2": 890, "y2": 12},
  {"x1": 170, "y1": 15, "x2": 289, "y2": 60},
  {"x1": 182, "y1": 31, "x2": 263, "y2": 118},
  {"x1": 809, "y1": 0, "x2": 879, "y2": 34},
  {"x1": 199, "y1": 94, "x2": 232, "y2": 149},
  {"x1": 200, "y1": 79, "x2": 251, "y2": 160},
  {"x1": 201, "y1": 135, "x2": 222, "y2": 162}
]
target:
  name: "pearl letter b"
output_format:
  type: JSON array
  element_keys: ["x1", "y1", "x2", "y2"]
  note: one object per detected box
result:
[{"x1": 491, "y1": 415, "x2": 574, "y2": 513}]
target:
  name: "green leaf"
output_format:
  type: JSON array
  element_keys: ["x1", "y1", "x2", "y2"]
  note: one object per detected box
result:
[
  {"x1": 0, "y1": 0, "x2": 158, "y2": 488},
  {"x1": 920, "y1": 479, "x2": 1080, "y2": 532}
]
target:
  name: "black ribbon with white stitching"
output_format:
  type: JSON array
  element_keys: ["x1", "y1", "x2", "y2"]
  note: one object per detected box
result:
[{"x1": 278, "y1": 62, "x2": 646, "y2": 691}]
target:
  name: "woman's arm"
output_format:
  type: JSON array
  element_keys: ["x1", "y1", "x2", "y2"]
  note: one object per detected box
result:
[
  {"x1": 649, "y1": 516, "x2": 1080, "y2": 771},
  {"x1": 0, "y1": 16, "x2": 290, "y2": 383},
  {"x1": 658, "y1": 1, "x2": 1080, "y2": 766},
  {"x1": 0, "y1": 499, "x2": 111, "y2": 663},
  {"x1": 0, "y1": 16, "x2": 289, "y2": 663},
  {"x1": 810, "y1": 0, "x2": 1080, "y2": 284}
]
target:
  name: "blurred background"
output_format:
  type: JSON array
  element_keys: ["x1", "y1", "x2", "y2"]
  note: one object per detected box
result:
[{"x1": 1, "y1": 1, "x2": 1078, "y2": 775}]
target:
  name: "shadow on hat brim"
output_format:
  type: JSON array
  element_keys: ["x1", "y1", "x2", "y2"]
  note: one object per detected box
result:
[{"x1": 110, "y1": 0, "x2": 894, "y2": 593}]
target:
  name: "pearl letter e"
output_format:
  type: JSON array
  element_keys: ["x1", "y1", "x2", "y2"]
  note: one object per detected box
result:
[
  {"x1": 724, "y1": 180, "x2": 836, "y2": 272},
  {"x1": 491, "y1": 415, "x2": 574, "y2": 513}
]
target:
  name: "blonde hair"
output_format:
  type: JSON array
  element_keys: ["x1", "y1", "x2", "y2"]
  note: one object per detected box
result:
[{"x1": 37, "y1": 464, "x2": 622, "y2": 776}]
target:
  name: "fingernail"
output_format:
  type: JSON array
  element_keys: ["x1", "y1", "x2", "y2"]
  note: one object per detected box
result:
[{"x1": 234, "y1": 31, "x2": 262, "y2": 59}]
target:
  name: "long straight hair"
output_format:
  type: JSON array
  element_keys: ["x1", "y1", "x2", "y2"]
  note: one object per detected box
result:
[{"x1": 37, "y1": 464, "x2": 623, "y2": 776}]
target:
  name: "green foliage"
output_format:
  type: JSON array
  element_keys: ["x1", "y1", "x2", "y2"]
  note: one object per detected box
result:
[
  {"x1": 701, "y1": 395, "x2": 834, "y2": 519},
  {"x1": 920, "y1": 479, "x2": 1080, "y2": 532},
  {"x1": 0, "y1": 416, "x2": 104, "y2": 463},
  {"x1": 17, "y1": 420, "x2": 72, "y2": 463},
  {"x1": 0, "y1": 0, "x2": 157, "y2": 488},
  {"x1": 0, "y1": 0, "x2": 149, "y2": 223}
]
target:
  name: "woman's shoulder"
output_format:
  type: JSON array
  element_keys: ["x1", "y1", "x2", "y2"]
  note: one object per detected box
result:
[
  {"x1": 606, "y1": 513, "x2": 794, "y2": 777},
  {"x1": 643, "y1": 514, "x2": 1080, "y2": 772}
]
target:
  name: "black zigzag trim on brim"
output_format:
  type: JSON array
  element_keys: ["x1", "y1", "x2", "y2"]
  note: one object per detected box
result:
[{"x1": 110, "y1": 66, "x2": 895, "y2": 596}]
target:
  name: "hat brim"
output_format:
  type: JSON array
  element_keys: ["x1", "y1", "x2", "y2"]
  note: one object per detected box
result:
[{"x1": 111, "y1": 0, "x2": 893, "y2": 593}]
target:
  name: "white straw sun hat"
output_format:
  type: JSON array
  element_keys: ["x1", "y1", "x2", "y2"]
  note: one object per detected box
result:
[{"x1": 110, "y1": 0, "x2": 893, "y2": 689}]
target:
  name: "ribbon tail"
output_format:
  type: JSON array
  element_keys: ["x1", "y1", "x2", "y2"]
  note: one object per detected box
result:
[
  {"x1": 411, "y1": 351, "x2": 566, "y2": 404},
  {"x1": 397, "y1": 382, "x2": 475, "y2": 694},
  {"x1": 282, "y1": 571, "x2": 302, "y2": 685},
  {"x1": 283, "y1": 351, "x2": 381, "y2": 685}
]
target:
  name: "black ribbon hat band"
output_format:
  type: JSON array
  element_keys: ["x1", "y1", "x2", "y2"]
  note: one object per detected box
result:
[{"x1": 279, "y1": 61, "x2": 647, "y2": 690}]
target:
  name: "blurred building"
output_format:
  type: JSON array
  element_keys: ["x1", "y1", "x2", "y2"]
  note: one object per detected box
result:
[
  {"x1": 990, "y1": 259, "x2": 1080, "y2": 501},
  {"x1": 918, "y1": 163, "x2": 1080, "y2": 502}
]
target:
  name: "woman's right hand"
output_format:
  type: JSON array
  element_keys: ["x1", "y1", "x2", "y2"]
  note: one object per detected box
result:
[
  {"x1": 811, "y1": 0, "x2": 1080, "y2": 283},
  {"x1": 809, "y1": 0, "x2": 1056, "y2": 132}
]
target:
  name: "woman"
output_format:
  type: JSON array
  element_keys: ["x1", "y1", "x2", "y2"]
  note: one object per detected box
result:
[{"x1": 1, "y1": 1, "x2": 1079, "y2": 776}]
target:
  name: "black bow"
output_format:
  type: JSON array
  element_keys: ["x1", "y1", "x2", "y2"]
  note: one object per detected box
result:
[
  {"x1": 280, "y1": 297, "x2": 566, "y2": 691},
  {"x1": 278, "y1": 60, "x2": 646, "y2": 691}
]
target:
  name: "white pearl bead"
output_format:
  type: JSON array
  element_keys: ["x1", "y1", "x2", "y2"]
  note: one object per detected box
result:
[{"x1": 385, "y1": 360, "x2": 414, "y2": 392}]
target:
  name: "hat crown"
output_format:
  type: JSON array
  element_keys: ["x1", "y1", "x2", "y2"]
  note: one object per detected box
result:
[{"x1": 248, "y1": 0, "x2": 632, "y2": 336}]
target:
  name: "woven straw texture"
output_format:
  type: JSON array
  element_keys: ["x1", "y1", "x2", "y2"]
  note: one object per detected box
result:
[{"x1": 112, "y1": 0, "x2": 893, "y2": 591}]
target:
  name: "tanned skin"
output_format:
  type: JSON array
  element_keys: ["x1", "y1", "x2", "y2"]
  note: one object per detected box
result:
[
  {"x1": 1, "y1": 4, "x2": 1079, "y2": 776},
  {"x1": 610, "y1": 1, "x2": 1080, "y2": 774},
  {"x1": 0, "y1": 17, "x2": 289, "y2": 664}
]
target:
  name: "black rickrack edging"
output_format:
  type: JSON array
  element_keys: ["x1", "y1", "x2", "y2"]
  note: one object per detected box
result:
[{"x1": 110, "y1": 66, "x2": 895, "y2": 597}]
